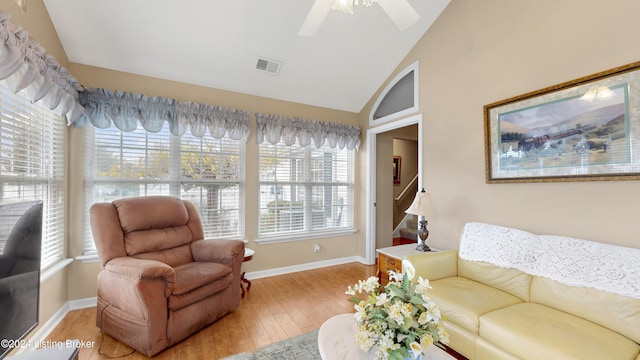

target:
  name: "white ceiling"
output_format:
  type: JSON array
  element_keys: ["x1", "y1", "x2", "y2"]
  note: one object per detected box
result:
[{"x1": 43, "y1": 0, "x2": 450, "y2": 113}]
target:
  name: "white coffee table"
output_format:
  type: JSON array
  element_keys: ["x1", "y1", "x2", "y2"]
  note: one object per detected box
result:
[{"x1": 318, "y1": 313, "x2": 455, "y2": 360}]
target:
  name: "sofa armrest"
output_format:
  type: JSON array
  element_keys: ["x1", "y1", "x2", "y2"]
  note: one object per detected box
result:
[
  {"x1": 104, "y1": 257, "x2": 176, "y2": 296},
  {"x1": 404, "y1": 250, "x2": 458, "y2": 281}
]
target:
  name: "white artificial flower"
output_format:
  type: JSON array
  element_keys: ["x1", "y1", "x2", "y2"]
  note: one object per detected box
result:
[
  {"x1": 388, "y1": 302, "x2": 406, "y2": 325},
  {"x1": 363, "y1": 276, "x2": 380, "y2": 293},
  {"x1": 345, "y1": 285, "x2": 356, "y2": 296},
  {"x1": 420, "y1": 333, "x2": 434, "y2": 349},
  {"x1": 417, "y1": 311, "x2": 428, "y2": 325},
  {"x1": 410, "y1": 341, "x2": 423, "y2": 359},
  {"x1": 375, "y1": 292, "x2": 389, "y2": 306},
  {"x1": 354, "y1": 301, "x2": 368, "y2": 323},
  {"x1": 415, "y1": 277, "x2": 431, "y2": 298},
  {"x1": 402, "y1": 259, "x2": 416, "y2": 281},
  {"x1": 425, "y1": 302, "x2": 442, "y2": 323},
  {"x1": 355, "y1": 325, "x2": 377, "y2": 352},
  {"x1": 388, "y1": 270, "x2": 403, "y2": 283}
]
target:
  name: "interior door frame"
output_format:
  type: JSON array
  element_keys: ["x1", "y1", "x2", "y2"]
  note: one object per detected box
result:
[{"x1": 365, "y1": 113, "x2": 423, "y2": 264}]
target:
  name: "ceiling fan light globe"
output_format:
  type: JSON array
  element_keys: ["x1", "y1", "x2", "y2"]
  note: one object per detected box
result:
[
  {"x1": 360, "y1": 0, "x2": 377, "y2": 6},
  {"x1": 331, "y1": 0, "x2": 355, "y2": 14}
]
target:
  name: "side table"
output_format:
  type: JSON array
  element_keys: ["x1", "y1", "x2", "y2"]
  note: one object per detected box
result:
[
  {"x1": 241, "y1": 248, "x2": 254, "y2": 297},
  {"x1": 377, "y1": 244, "x2": 437, "y2": 286}
]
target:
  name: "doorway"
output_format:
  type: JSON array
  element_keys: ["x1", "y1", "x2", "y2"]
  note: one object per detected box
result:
[{"x1": 365, "y1": 114, "x2": 422, "y2": 264}]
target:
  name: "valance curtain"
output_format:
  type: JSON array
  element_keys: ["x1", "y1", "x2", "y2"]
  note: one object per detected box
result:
[
  {"x1": 256, "y1": 113, "x2": 361, "y2": 150},
  {"x1": 0, "y1": 10, "x2": 84, "y2": 123},
  {"x1": 76, "y1": 87, "x2": 251, "y2": 141}
]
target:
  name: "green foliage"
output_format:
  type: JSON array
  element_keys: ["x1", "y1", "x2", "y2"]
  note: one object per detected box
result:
[{"x1": 501, "y1": 132, "x2": 525, "y2": 142}]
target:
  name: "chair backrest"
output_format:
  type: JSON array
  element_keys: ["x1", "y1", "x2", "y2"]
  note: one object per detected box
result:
[
  {"x1": 91, "y1": 196, "x2": 204, "y2": 267},
  {"x1": 0, "y1": 201, "x2": 42, "y2": 276}
]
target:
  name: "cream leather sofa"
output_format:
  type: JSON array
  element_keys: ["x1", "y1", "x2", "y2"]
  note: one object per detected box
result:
[{"x1": 405, "y1": 222, "x2": 640, "y2": 360}]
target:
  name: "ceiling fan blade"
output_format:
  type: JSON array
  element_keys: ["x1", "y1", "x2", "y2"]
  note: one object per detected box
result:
[
  {"x1": 376, "y1": 0, "x2": 420, "y2": 31},
  {"x1": 298, "y1": 0, "x2": 334, "y2": 36}
]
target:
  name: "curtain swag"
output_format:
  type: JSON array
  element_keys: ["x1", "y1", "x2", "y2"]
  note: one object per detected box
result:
[
  {"x1": 255, "y1": 113, "x2": 361, "y2": 150},
  {"x1": 0, "y1": 10, "x2": 85, "y2": 123},
  {"x1": 76, "y1": 87, "x2": 251, "y2": 141}
]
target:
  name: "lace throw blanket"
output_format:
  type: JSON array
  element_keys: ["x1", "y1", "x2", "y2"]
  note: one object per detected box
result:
[{"x1": 459, "y1": 222, "x2": 640, "y2": 299}]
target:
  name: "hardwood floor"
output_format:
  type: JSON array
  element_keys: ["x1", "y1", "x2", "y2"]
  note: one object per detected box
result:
[{"x1": 44, "y1": 262, "x2": 377, "y2": 359}]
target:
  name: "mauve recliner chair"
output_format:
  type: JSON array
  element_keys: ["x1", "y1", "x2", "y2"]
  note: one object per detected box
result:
[{"x1": 90, "y1": 196, "x2": 244, "y2": 356}]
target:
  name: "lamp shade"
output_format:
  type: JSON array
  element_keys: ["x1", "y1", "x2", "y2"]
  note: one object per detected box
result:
[{"x1": 405, "y1": 189, "x2": 436, "y2": 217}]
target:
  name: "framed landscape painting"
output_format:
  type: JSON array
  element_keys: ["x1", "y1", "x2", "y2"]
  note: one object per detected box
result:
[{"x1": 484, "y1": 61, "x2": 640, "y2": 183}]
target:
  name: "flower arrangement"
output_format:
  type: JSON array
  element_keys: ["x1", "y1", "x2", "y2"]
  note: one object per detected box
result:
[{"x1": 346, "y1": 259, "x2": 449, "y2": 360}]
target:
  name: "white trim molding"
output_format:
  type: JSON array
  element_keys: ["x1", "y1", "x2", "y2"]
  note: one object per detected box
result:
[
  {"x1": 41, "y1": 258, "x2": 73, "y2": 283},
  {"x1": 243, "y1": 256, "x2": 367, "y2": 280},
  {"x1": 366, "y1": 114, "x2": 423, "y2": 265}
]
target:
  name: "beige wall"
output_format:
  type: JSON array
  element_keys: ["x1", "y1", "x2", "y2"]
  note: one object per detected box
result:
[{"x1": 362, "y1": 0, "x2": 640, "y2": 250}]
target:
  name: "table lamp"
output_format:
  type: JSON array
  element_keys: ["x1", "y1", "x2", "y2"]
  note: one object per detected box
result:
[{"x1": 405, "y1": 188, "x2": 436, "y2": 252}]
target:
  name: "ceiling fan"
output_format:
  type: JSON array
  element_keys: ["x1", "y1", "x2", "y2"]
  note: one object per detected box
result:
[{"x1": 298, "y1": 0, "x2": 420, "y2": 36}]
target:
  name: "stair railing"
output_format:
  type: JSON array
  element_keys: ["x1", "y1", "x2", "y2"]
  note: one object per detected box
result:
[{"x1": 394, "y1": 173, "x2": 418, "y2": 203}]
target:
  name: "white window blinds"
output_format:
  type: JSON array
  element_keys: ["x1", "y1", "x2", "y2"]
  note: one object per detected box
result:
[
  {"x1": 258, "y1": 142, "x2": 354, "y2": 236},
  {"x1": 0, "y1": 83, "x2": 66, "y2": 271},
  {"x1": 83, "y1": 122, "x2": 245, "y2": 254}
]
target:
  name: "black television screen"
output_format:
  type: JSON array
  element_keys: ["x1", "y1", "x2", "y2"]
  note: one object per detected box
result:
[{"x1": 0, "y1": 201, "x2": 43, "y2": 358}]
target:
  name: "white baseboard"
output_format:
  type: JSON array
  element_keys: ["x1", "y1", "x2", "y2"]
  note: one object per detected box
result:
[
  {"x1": 68, "y1": 297, "x2": 97, "y2": 311},
  {"x1": 23, "y1": 297, "x2": 97, "y2": 354},
  {"x1": 244, "y1": 255, "x2": 368, "y2": 280}
]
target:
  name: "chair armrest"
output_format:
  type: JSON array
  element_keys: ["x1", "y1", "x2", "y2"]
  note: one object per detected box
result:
[
  {"x1": 0, "y1": 255, "x2": 14, "y2": 278},
  {"x1": 0, "y1": 271, "x2": 39, "y2": 296},
  {"x1": 404, "y1": 250, "x2": 458, "y2": 281},
  {"x1": 191, "y1": 239, "x2": 245, "y2": 268},
  {"x1": 192, "y1": 239, "x2": 245, "y2": 301},
  {"x1": 104, "y1": 257, "x2": 176, "y2": 295}
]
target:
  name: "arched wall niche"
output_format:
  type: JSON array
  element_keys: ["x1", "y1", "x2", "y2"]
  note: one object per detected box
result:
[{"x1": 369, "y1": 61, "x2": 419, "y2": 126}]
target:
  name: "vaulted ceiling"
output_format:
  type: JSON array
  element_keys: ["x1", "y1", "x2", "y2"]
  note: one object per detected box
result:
[{"x1": 43, "y1": 0, "x2": 450, "y2": 113}]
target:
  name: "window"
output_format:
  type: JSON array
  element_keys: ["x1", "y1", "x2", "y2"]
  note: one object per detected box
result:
[
  {"x1": 258, "y1": 142, "x2": 354, "y2": 238},
  {"x1": 83, "y1": 122, "x2": 245, "y2": 254},
  {"x1": 369, "y1": 61, "x2": 419, "y2": 126},
  {"x1": 0, "y1": 84, "x2": 66, "y2": 271}
]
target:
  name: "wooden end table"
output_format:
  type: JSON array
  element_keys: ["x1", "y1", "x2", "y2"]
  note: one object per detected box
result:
[
  {"x1": 241, "y1": 248, "x2": 254, "y2": 297},
  {"x1": 376, "y1": 244, "x2": 437, "y2": 286}
]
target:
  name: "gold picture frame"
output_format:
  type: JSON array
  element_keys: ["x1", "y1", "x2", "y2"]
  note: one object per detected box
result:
[
  {"x1": 393, "y1": 156, "x2": 401, "y2": 184},
  {"x1": 484, "y1": 61, "x2": 640, "y2": 183}
]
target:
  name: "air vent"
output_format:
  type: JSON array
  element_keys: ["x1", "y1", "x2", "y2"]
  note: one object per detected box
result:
[{"x1": 256, "y1": 57, "x2": 282, "y2": 75}]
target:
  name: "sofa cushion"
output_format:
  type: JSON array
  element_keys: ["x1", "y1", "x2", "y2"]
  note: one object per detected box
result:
[
  {"x1": 458, "y1": 258, "x2": 531, "y2": 301},
  {"x1": 429, "y1": 277, "x2": 522, "y2": 334},
  {"x1": 479, "y1": 303, "x2": 640, "y2": 360},
  {"x1": 531, "y1": 275, "x2": 640, "y2": 344},
  {"x1": 168, "y1": 262, "x2": 232, "y2": 311}
]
